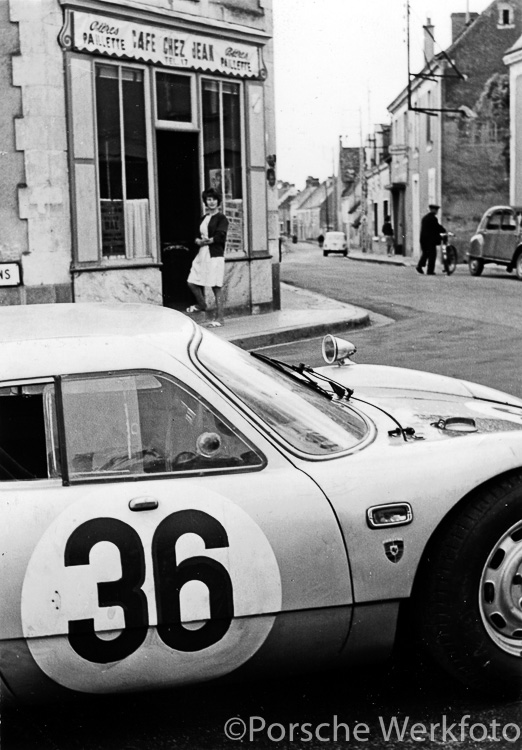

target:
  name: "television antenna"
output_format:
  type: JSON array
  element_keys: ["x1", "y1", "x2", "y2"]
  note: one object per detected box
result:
[{"x1": 406, "y1": 0, "x2": 467, "y2": 116}]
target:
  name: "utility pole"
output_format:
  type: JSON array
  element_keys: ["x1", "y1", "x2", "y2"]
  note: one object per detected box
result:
[
  {"x1": 325, "y1": 179, "x2": 329, "y2": 231},
  {"x1": 332, "y1": 146, "x2": 338, "y2": 231},
  {"x1": 359, "y1": 110, "x2": 368, "y2": 253}
]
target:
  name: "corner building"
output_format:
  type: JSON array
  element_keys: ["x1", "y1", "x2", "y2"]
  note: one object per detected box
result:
[{"x1": 0, "y1": 0, "x2": 277, "y2": 313}]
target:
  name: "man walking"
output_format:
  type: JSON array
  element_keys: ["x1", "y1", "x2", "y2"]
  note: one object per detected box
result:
[
  {"x1": 382, "y1": 215, "x2": 394, "y2": 256},
  {"x1": 417, "y1": 204, "x2": 445, "y2": 275}
]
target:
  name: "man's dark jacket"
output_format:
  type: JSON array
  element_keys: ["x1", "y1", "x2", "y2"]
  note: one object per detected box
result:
[{"x1": 420, "y1": 212, "x2": 445, "y2": 247}]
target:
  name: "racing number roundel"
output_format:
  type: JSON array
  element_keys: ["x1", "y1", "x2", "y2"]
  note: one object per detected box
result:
[{"x1": 21, "y1": 490, "x2": 282, "y2": 693}]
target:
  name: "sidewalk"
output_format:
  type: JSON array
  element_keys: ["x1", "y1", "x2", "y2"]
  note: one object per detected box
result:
[
  {"x1": 192, "y1": 248, "x2": 404, "y2": 350},
  {"x1": 348, "y1": 249, "x2": 414, "y2": 267},
  {"x1": 211, "y1": 283, "x2": 370, "y2": 349}
]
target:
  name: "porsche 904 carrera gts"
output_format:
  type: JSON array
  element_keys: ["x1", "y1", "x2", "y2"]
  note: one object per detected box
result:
[{"x1": 3, "y1": 304, "x2": 522, "y2": 702}]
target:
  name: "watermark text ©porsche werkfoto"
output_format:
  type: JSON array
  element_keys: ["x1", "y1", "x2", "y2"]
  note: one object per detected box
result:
[{"x1": 223, "y1": 715, "x2": 522, "y2": 743}]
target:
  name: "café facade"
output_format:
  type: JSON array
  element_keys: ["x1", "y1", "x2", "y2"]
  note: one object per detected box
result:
[{"x1": 0, "y1": 0, "x2": 277, "y2": 313}]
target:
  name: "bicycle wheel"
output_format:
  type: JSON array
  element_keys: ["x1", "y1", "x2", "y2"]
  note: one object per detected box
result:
[{"x1": 444, "y1": 245, "x2": 458, "y2": 275}]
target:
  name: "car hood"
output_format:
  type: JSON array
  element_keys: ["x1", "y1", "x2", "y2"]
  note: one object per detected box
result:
[{"x1": 316, "y1": 363, "x2": 522, "y2": 439}]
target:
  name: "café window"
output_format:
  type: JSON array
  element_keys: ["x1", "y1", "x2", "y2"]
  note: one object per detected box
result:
[
  {"x1": 95, "y1": 64, "x2": 151, "y2": 260},
  {"x1": 202, "y1": 79, "x2": 244, "y2": 255},
  {"x1": 155, "y1": 72, "x2": 195, "y2": 126}
]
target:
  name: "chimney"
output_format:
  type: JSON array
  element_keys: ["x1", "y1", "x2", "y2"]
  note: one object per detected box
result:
[
  {"x1": 451, "y1": 12, "x2": 479, "y2": 41},
  {"x1": 423, "y1": 18, "x2": 434, "y2": 62},
  {"x1": 451, "y1": 13, "x2": 467, "y2": 41}
]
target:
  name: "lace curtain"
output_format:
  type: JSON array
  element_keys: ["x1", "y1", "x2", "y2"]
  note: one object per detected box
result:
[{"x1": 124, "y1": 199, "x2": 150, "y2": 258}]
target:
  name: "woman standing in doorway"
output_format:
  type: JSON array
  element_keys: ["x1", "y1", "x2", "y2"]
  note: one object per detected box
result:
[{"x1": 186, "y1": 187, "x2": 228, "y2": 327}]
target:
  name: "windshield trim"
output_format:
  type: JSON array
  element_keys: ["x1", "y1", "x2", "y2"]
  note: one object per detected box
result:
[{"x1": 189, "y1": 335, "x2": 376, "y2": 461}]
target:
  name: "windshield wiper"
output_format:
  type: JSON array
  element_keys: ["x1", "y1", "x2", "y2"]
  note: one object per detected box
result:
[{"x1": 251, "y1": 352, "x2": 353, "y2": 401}]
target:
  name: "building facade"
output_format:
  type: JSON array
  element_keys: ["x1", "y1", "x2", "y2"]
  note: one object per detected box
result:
[
  {"x1": 0, "y1": 0, "x2": 277, "y2": 314},
  {"x1": 364, "y1": 125, "x2": 393, "y2": 255},
  {"x1": 294, "y1": 178, "x2": 335, "y2": 240},
  {"x1": 505, "y1": 30, "x2": 522, "y2": 202},
  {"x1": 388, "y1": 1, "x2": 520, "y2": 260}
]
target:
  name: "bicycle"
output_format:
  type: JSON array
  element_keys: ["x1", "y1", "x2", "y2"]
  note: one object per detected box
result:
[{"x1": 440, "y1": 232, "x2": 458, "y2": 275}]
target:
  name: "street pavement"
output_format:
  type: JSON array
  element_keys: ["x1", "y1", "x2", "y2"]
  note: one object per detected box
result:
[{"x1": 198, "y1": 244, "x2": 407, "y2": 349}]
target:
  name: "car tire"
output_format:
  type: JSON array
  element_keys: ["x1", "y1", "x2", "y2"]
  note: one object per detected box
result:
[
  {"x1": 468, "y1": 258, "x2": 484, "y2": 276},
  {"x1": 323, "y1": 251, "x2": 328, "y2": 257},
  {"x1": 343, "y1": 251, "x2": 348, "y2": 257},
  {"x1": 515, "y1": 253, "x2": 522, "y2": 280},
  {"x1": 417, "y1": 472, "x2": 522, "y2": 695}
]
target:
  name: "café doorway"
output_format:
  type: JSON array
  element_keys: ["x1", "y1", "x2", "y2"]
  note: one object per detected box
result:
[{"x1": 156, "y1": 130, "x2": 200, "y2": 310}]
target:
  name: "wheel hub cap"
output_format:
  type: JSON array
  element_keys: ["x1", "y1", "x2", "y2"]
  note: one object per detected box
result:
[{"x1": 480, "y1": 522, "x2": 522, "y2": 655}]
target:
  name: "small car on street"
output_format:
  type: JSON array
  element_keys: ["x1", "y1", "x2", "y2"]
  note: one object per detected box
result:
[
  {"x1": 4, "y1": 304, "x2": 522, "y2": 702},
  {"x1": 322, "y1": 231, "x2": 348, "y2": 257},
  {"x1": 468, "y1": 205, "x2": 522, "y2": 277}
]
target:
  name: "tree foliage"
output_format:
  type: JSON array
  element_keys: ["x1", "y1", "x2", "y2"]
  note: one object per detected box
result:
[{"x1": 474, "y1": 73, "x2": 510, "y2": 126}]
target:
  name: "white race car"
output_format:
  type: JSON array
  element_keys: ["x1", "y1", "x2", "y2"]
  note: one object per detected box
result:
[{"x1": 2, "y1": 304, "x2": 522, "y2": 702}]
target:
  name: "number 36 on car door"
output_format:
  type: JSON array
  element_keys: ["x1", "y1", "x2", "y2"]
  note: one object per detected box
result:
[{"x1": 21, "y1": 490, "x2": 283, "y2": 693}]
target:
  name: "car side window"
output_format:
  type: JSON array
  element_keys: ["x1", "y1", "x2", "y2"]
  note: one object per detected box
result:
[
  {"x1": 501, "y1": 211, "x2": 516, "y2": 231},
  {"x1": 486, "y1": 212, "x2": 501, "y2": 230},
  {"x1": 0, "y1": 383, "x2": 60, "y2": 481},
  {"x1": 61, "y1": 372, "x2": 264, "y2": 480}
]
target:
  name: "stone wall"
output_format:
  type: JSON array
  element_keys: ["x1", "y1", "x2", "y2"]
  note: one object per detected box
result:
[
  {"x1": 0, "y1": 0, "x2": 27, "y2": 304},
  {"x1": 443, "y1": 116, "x2": 509, "y2": 257},
  {"x1": 4, "y1": 0, "x2": 72, "y2": 305}
]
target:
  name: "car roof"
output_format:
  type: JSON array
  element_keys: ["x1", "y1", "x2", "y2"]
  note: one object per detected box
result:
[
  {"x1": 483, "y1": 205, "x2": 522, "y2": 213},
  {"x1": 0, "y1": 303, "x2": 194, "y2": 344}
]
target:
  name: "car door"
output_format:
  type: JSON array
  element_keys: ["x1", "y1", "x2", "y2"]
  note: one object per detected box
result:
[
  {"x1": 0, "y1": 370, "x2": 351, "y2": 699},
  {"x1": 496, "y1": 209, "x2": 517, "y2": 262},
  {"x1": 482, "y1": 209, "x2": 502, "y2": 259}
]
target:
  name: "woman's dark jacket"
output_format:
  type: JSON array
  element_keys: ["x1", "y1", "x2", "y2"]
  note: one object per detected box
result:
[{"x1": 203, "y1": 212, "x2": 229, "y2": 257}]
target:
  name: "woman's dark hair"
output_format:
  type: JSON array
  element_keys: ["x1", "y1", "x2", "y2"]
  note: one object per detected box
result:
[{"x1": 202, "y1": 187, "x2": 222, "y2": 205}]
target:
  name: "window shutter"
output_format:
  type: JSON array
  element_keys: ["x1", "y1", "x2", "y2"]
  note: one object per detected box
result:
[
  {"x1": 246, "y1": 82, "x2": 267, "y2": 255},
  {"x1": 67, "y1": 55, "x2": 99, "y2": 263}
]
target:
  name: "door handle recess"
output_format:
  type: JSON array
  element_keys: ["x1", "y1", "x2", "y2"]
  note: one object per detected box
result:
[{"x1": 129, "y1": 497, "x2": 159, "y2": 512}]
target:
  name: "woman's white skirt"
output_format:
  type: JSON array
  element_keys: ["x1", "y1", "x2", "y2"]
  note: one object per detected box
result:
[{"x1": 187, "y1": 247, "x2": 225, "y2": 288}]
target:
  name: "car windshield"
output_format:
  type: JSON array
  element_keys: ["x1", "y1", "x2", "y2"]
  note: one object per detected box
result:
[
  {"x1": 326, "y1": 232, "x2": 345, "y2": 241},
  {"x1": 196, "y1": 333, "x2": 368, "y2": 456}
]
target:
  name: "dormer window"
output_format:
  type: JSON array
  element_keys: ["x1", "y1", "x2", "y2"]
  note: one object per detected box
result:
[{"x1": 498, "y1": 3, "x2": 514, "y2": 27}]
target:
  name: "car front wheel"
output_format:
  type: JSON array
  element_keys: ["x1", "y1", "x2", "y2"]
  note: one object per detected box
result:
[
  {"x1": 468, "y1": 257, "x2": 484, "y2": 276},
  {"x1": 418, "y1": 472, "x2": 522, "y2": 695}
]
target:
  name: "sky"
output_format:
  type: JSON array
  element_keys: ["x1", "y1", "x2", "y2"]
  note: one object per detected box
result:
[{"x1": 272, "y1": 0, "x2": 493, "y2": 187}]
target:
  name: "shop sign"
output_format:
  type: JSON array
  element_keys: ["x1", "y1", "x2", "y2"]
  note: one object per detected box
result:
[
  {"x1": 0, "y1": 263, "x2": 21, "y2": 287},
  {"x1": 70, "y1": 12, "x2": 262, "y2": 79}
]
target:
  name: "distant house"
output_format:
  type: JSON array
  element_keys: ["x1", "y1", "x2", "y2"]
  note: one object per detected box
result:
[
  {"x1": 277, "y1": 181, "x2": 297, "y2": 235},
  {"x1": 288, "y1": 177, "x2": 321, "y2": 238},
  {"x1": 388, "y1": 1, "x2": 521, "y2": 259},
  {"x1": 295, "y1": 178, "x2": 336, "y2": 240},
  {"x1": 365, "y1": 125, "x2": 393, "y2": 254},
  {"x1": 338, "y1": 143, "x2": 363, "y2": 248}
]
